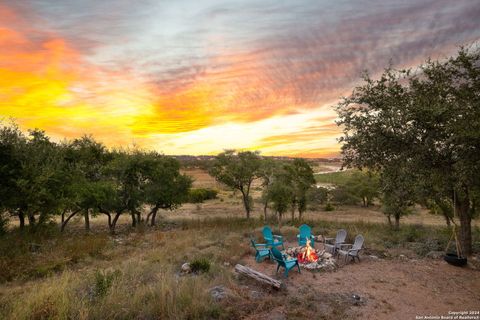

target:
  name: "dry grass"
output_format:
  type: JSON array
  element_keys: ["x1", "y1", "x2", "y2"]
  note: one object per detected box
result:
[{"x1": 1, "y1": 167, "x2": 479, "y2": 319}]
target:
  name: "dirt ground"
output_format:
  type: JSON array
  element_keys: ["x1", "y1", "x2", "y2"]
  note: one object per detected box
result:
[{"x1": 239, "y1": 241, "x2": 480, "y2": 320}]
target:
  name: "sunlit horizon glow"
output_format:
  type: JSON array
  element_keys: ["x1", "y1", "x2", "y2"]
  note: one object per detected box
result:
[{"x1": 1, "y1": 1, "x2": 479, "y2": 157}]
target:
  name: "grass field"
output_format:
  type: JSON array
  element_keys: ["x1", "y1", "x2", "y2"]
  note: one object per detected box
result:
[{"x1": 1, "y1": 168, "x2": 479, "y2": 319}]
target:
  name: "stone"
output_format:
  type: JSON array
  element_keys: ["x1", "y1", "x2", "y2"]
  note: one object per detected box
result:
[
  {"x1": 210, "y1": 285, "x2": 228, "y2": 302},
  {"x1": 181, "y1": 262, "x2": 191, "y2": 273},
  {"x1": 369, "y1": 255, "x2": 380, "y2": 260},
  {"x1": 249, "y1": 290, "x2": 262, "y2": 299},
  {"x1": 426, "y1": 251, "x2": 444, "y2": 259},
  {"x1": 267, "y1": 311, "x2": 286, "y2": 320}
]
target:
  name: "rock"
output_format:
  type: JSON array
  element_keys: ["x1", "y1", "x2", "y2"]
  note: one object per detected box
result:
[
  {"x1": 249, "y1": 290, "x2": 262, "y2": 299},
  {"x1": 426, "y1": 251, "x2": 444, "y2": 259},
  {"x1": 369, "y1": 255, "x2": 379, "y2": 260},
  {"x1": 210, "y1": 285, "x2": 228, "y2": 302},
  {"x1": 351, "y1": 293, "x2": 365, "y2": 306},
  {"x1": 181, "y1": 262, "x2": 191, "y2": 273},
  {"x1": 267, "y1": 311, "x2": 286, "y2": 320},
  {"x1": 399, "y1": 254, "x2": 408, "y2": 261},
  {"x1": 323, "y1": 252, "x2": 333, "y2": 259}
]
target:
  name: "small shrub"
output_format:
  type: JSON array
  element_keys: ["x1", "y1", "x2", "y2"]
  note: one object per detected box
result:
[
  {"x1": 188, "y1": 188, "x2": 218, "y2": 203},
  {"x1": 93, "y1": 269, "x2": 120, "y2": 298},
  {"x1": 190, "y1": 258, "x2": 211, "y2": 274},
  {"x1": 324, "y1": 203, "x2": 335, "y2": 211}
]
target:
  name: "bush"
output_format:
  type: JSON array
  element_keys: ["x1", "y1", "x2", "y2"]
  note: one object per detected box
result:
[
  {"x1": 190, "y1": 258, "x2": 211, "y2": 274},
  {"x1": 330, "y1": 186, "x2": 359, "y2": 205},
  {"x1": 324, "y1": 203, "x2": 335, "y2": 211},
  {"x1": 307, "y1": 187, "x2": 328, "y2": 209},
  {"x1": 188, "y1": 188, "x2": 218, "y2": 203},
  {"x1": 93, "y1": 269, "x2": 120, "y2": 298}
]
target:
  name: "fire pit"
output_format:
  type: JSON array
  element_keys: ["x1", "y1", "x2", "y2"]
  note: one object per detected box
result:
[{"x1": 284, "y1": 239, "x2": 337, "y2": 271}]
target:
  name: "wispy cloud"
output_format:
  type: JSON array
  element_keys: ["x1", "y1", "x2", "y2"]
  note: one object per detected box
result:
[{"x1": 1, "y1": 0, "x2": 480, "y2": 156}]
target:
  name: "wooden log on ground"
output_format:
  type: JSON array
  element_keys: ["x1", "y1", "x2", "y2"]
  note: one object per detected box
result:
[{"x1": 234, "y1": 264, "x2": 284, "y2": 290}]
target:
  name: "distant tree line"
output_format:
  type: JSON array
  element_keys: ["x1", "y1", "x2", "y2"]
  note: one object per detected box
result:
[{"x1": 0, "y1": 122, "x2": 192, "y2": 234}]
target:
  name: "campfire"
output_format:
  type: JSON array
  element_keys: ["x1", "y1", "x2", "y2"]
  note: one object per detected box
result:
[
  {"x1": 285, "y1": 239, "x2": 337, "y2": 271},
  {"x1": 297, "y1": 239, "x2": 318, "y2": 263}
]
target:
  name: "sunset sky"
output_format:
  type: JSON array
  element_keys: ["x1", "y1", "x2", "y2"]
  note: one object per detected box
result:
[{"x1": 1, "y1": 1, "x2": 480, "y2": 157}]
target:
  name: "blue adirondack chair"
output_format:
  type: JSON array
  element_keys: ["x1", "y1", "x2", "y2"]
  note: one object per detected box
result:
[
  {"x1": 271, "y1": 247, "x2": 301, "y2": 277},
  {"x1": 250, "y1": 239, "x2": 271, "y2": 262},
  {"x1": 262, "y1": 226, "x2": 285, "y2": 249},
  {"x1": 297, "y1": 224, "x2": 315, "y2": 248}
]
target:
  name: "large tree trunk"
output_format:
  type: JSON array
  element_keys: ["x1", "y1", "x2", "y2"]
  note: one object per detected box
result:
[
  {"x1": 444, "y1": 214, "x2": 452, "y2": 227},
  {"x1": 386, "y1": 214, "x2": 392, "y2": 228},
  {"x1": 98, "y1": 207, "x2": 112, "y2": 228},
  {"x1": 130, "y1": 211, "x2": 137, "y2": 227},
  {"x1": 235, "y1": 264, "x2": 284, "y2": 290},
  {"x1": 18, "y1": 212, "x2": 25, "y2": 230},
  {"x1": 136, "y1": 212, "x2": 141, "y2": 224},
  {"x1": 263, "y1": 201, "x2": 268, "y2": 221},
  {"x1": 456, "y1": 197, "x2": 472, "y2": 256},
  {"x1": 240, "y1": 190, "x2": 251, "y2": 219},
  {"x1": 61, "y1": 209, "x2": 81, "y2": 232},
  {"x1": 27, "y1": 213, "x2": 36, "y2": 228},
  {"x1": 110, "y1": 211, "x2": 122, "y2": 234},
  {"x1": 149, "y1": 205, "x2": 160, "y2": 226},
  {"x1": 84, "y1": 209, "x2": 90, "y2": 232},
  {"x1": 394, "y1": 214, "x2": 400, "y2": 231}
]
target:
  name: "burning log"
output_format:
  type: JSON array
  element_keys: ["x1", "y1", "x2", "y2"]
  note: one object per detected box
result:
[{"x1": 234, "y1": 264, "x2": 284, "y2": 290}]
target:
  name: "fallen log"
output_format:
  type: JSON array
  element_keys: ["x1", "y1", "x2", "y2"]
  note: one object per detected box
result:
[{"x1": 234, "y1": 264, "x2": 284, "y2": 290}]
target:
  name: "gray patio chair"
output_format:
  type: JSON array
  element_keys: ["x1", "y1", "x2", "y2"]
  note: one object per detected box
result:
[
  {"x1": 324, "y1": 229, "x2": 347, "y2": 255},
  {"x1": 338, "y1": 234, "x2": 364, "y2": 263}
]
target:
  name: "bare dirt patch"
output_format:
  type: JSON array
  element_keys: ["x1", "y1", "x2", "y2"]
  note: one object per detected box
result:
[{"x1": 238, "y1": 241, "x2": 480, "y2": 320}]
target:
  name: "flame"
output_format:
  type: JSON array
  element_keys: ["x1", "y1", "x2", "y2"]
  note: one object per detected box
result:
[{"x1": 298, "y1": 238, "x2": 318, "y2": 263}]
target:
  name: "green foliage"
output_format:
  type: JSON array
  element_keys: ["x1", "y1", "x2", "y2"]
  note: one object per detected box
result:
[
  {"x1": 315, "y1": 170, "x2": 379, "y2": 207},
  {"x1": 190, "y1": 258, "x2": 211, "y2": 274},
  {"x1": 93, "y1": 270, "x2": 120, "y2": 298},
  {"x1": 209, "y1": 150, "x2": 262, "y2": 218},
  {"x1": 188, "y1": 188, "x2": 218, "y2": 203},
  {"x1": 306, "y1": 187, "x2": 329, "y2": 208},
  {"x1": 315, "y1": 171, "x2": 354, "y2": 185},
  {"x1": 336, "y1": 46, "x2": 480, "y2": 252},
  {"x1": 324, "y1": 203, "x2": 335, "y2": 211}
]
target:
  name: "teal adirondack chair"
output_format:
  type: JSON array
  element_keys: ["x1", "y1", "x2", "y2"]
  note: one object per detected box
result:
[
  {"x1": 297, "y1": 224, "x2": 315, "y2": 248},
  {"x1": 250, "y1": 239, "x2": 271, "y2": 262},
  {"x1": 271, "y1": 247, "x2": 300, "y2": 277},
  {"x1": 262, "y1": 226, "x2": 285, "y2": 250}
]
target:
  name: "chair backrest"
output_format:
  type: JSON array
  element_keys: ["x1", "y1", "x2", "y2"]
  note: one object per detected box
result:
[
  {"x1": 299, "y1": 224, "x2": 312, "y2": 238},
  {"x1": 271, "y1": 247, "x2": 284, "y2": 264},
  {"x1": 263, "y1": 226, "x2": 273, "y2": 239},
  {"x1": 352, "y1": 235, "x2": 364, "y2": 250},
  {"x1": 336, "y1": 229, "x2": 347, "y2": 244}
]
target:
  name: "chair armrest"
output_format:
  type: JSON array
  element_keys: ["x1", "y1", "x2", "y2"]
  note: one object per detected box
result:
[
  {"x1": 339, "y1": 243, "x2": 352, "y2": 249},
  {"x1": 273, "y1": 235, "x2": 283, "y2": 240},
  {"x1": 255, "y1": 243, "x2": 268, "y2": 247},
  {"x1": 324, "y1": 237, "x2": 334, "y2": 243}
]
